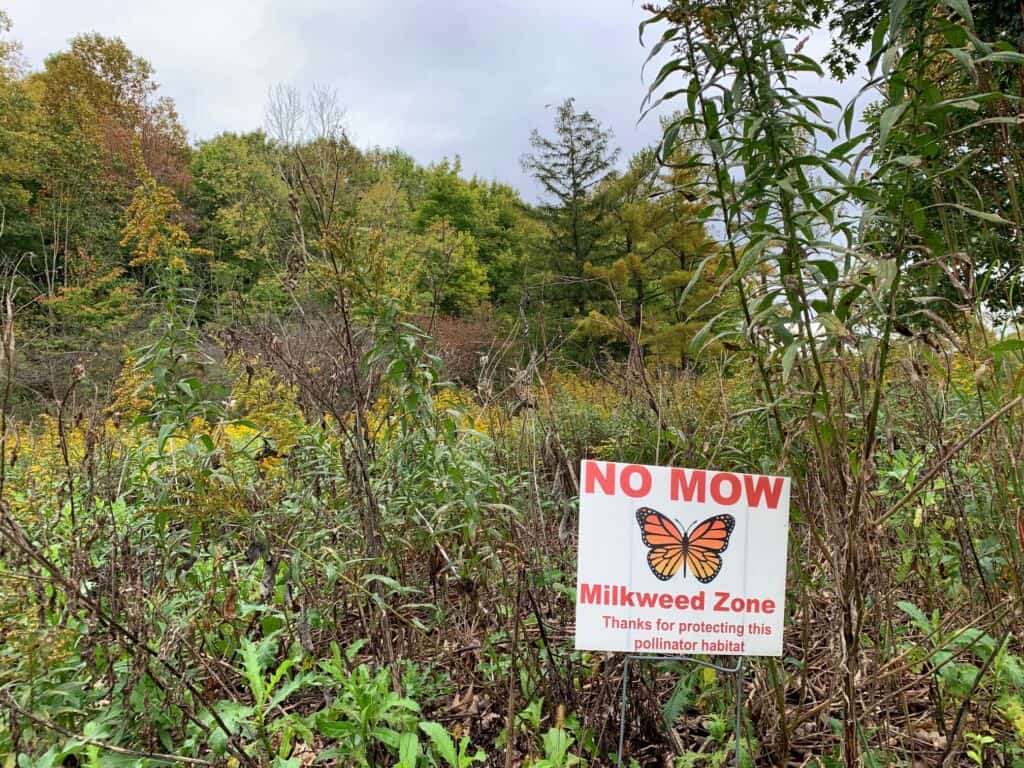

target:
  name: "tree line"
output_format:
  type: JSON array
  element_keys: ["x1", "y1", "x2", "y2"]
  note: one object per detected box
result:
[{"x1": 0, "y1": 12, "x2": 734, "y2": 406}]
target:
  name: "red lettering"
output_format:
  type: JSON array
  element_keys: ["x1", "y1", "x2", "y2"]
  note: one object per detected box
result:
[
  {"x1": 621, "y1": 465, "x2": 652, "y2": 498},
  {"x1": 579, "y1": 583, "x2": 603, "y2": 605},
  {"x1": 710, "y1": 591, "x2": 777, "y2": 613},
  {"x1": 670, "y1": 468, "x2": 706, "y2": 503},
  {"x1": 674, "y1": 593, "x2": 690, "y2": 609},
  {"x1": 635, "y1": 591, "x2": 658, "y2": 607},
  {"x1": 743, "y1": 474, "x2": 784, "y2": 510},
  {"x1": 659, "y1": 593, "x2": 674, "y2": 608},
  {"x1": 583, "y1": 461, "x2": 615, "y2": 495},
  {"x1": 710, "y1": 472, "x2": 742, "y2": 505}
]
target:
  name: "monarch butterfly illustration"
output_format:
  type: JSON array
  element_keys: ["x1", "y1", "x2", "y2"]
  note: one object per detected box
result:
[{"x1": 636, "y1": 507, "x2": 735, "y2": 584}]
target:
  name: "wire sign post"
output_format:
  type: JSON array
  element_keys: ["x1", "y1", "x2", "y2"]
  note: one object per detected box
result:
[{"x1": 573, "y1": 460, "x2": 791, "y2": 767}]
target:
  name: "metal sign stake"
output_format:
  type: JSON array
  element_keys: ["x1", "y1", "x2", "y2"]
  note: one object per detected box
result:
[{"x1": 617, "y1": 654, "x2": 745, "y2": 768}]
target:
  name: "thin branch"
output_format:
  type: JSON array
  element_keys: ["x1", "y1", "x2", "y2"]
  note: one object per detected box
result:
[
  {"x1": 2, "y1": 694, "x2": 215, "y2": 767},
  {"x1": 877, "y1": 396, "x2": 1023, "y2": 526}
]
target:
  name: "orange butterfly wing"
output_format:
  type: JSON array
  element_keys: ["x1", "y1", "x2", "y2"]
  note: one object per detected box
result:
[
  {"x1": 636, "y1": 509, "x2": 735, "y2": 583},
  {"x1": 684, "y1": 514, "x2": 735, "y2": 584},
  {"x1": 636, "y1": 507, "x2": 685, "y2": 581}
]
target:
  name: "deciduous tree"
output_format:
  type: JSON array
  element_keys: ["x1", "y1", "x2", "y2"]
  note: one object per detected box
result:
[
  {"x1": 580, "y1": 144, "x2": 729, "y2": 365},
  {"x1": 121, "y1": 142, "x2": 209, "y2": 286}
]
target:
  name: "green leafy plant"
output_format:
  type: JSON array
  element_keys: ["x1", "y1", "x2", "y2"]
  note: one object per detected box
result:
[
  {"x1": 231, "y1": 632, "x2": 312, "y2": 759},
  {"x1": 418, "y1": 721, "x2": 486, "y2": 768},
  {"x1": 966, "y1": 732, "x2": 996, "y2": 766},
  {"x1": 528, "y1": 727, "x2": 579, "y2": 768},
  {"x1": 316, "y1": 641, "x2": 422, "y2": 766}
]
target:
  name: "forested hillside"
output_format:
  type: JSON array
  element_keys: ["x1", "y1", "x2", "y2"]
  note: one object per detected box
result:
[{"x1": 1, "y1": 0, "x2": 1024, "y2": 765}]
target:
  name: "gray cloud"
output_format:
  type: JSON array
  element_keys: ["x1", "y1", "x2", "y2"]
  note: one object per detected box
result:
[{"x1": 5, "y1": 1, "x2": 862, "y2": 200}]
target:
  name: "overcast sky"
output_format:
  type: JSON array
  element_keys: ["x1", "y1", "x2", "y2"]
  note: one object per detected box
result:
[{"x1": 4, "y1": 1, "x2": 860, "y2": 201}]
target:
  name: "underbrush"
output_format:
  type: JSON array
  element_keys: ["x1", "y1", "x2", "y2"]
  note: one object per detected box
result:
[{"x1": 1, "y1": 304, "x2": 1022, "y2": 766}]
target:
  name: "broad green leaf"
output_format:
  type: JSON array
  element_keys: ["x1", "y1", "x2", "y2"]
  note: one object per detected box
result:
[
  {"x1": 661, "y1": 120, "x2": 681, "y2": 159},
  {"x1": 878, "y1": 102, "x2": 909, "y2": 150},
  {"x1": 943, "y1": 203, "x2": 1012, "y2": 226},
  {"x1": 397, "y1": 732, "x2": 421, "y2": 768},
  {"x1": 662, "y1": 675, "x2": 693, "y2": 725},
  {"x1": 267, "y1": 669, "x2": 307, "y2": 711},
  {"x1": 238, "y1": 638, "x2": 265, "y2": 704},
  {"x1": 420, "y1": 721, "x2": 457, "y2": 768},
  {"x1": 346, "y1": 638, "x2": 368, "y2": 662},
  {"x1": 373, "y1": 727, "x2": 402, "y2": 749},
  {"x1": 457, "y1": 736, "x2": 487, "y2": 767},
  {"x1": 897, "y1": 601, "x2": 934, "y2": 635},
  {"x1": 317, "y1": 716, "x2": 356, "y2": 739},
  {"x1": 542, "y1": 727, "x2": 573, "y2": 766},
  {"x1": 988, "y1": 338, "x2": 1024, "y2": 358},
  {"x1": 979, "y1": 51, "x2": 1024, "y2": 65},
  {"x1": 868, "y1": 14, "x2": 890, "y2": 74},
  {"x1": 945, "y1": 47, "x2": 975, "y2": 73},
  {"x1": 781, "y1": 343, "x2": 800, "y2": 384},
  {"x1": 808, "y1": 259, "x2": 839, "y2": 283},
  {"x1": 156, "y1": 422, "x2": 177, "y2": 454}
]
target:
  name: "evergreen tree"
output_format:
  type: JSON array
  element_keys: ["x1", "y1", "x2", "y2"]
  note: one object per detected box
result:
[{"x1": 521, "y1": 98, "x2": 619, "y2": 316}]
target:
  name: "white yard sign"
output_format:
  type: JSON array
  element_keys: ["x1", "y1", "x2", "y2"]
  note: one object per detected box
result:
[{"x1": 574, "y1": 460, "x2": 791, "y2": 657}]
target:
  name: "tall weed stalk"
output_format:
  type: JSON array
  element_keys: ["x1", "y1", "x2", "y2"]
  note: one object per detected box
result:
[{"x1": 643, "y1": 0, "x2": 1024, "y2": 762}]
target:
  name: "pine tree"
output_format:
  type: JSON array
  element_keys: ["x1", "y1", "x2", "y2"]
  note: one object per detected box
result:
[{"x1": 521, "y1": 98, "x2": 619, "y2": 316}]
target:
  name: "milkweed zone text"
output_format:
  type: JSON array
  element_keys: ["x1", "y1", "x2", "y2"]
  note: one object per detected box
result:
[{"x1": 578, "y1": 583, "x2": 777, "y2": 614}]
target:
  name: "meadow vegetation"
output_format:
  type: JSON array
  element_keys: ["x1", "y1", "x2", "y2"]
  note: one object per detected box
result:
[{"x1": 1, "y1": 0, "x2": 1024, "y2": 765}]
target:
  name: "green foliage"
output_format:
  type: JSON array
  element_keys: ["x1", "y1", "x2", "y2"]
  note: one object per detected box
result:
[
  {"x1": 966, "y1": 732, "x2": 996, "y2": 766},
  {"x1": 528, "y1": 727, "x2": 579, "y2": 768},
  {"x1": 40, "y1": 261, "x2": 139, "y2": 342},
  {"x1": 642, "y1": 0, "x2": 1024, "y2": 764},
  {"x1": 121, "y1": 141, "x2": 210, "y2": 280},
  {"x1": 418, "y1": 721, "x2": 486, "y2": 768},
  {"x1": 231, "y1": 631, "x2": 312, "y2": 758},
  {"x1": 415, "y1": 218, "x2": 489, "y2": 317},
  {"x1": 580, "y1": 139, "x2": 733, "y2": 364},
  {"x1": 189, "y1": 131, "x2": 289, "y2": 302},
  {"x1": 351, "y1": 173, "x2": 422, "y2": 307},
  {"x1": 4, "y1": 5, "x2": 1024, "y2": 767},
  {"x1": 0, "y1": 15, "x2": 32, "y2": 241},
  {"x1": 415, "y1": 158, "x2": 482, "y2": 235},
  {"x1": 316, "y1": 642, "x2": 422, "y2": 765},
  {"x1": 522, "y1": 97, "x2": 620, "y2": 316}
]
